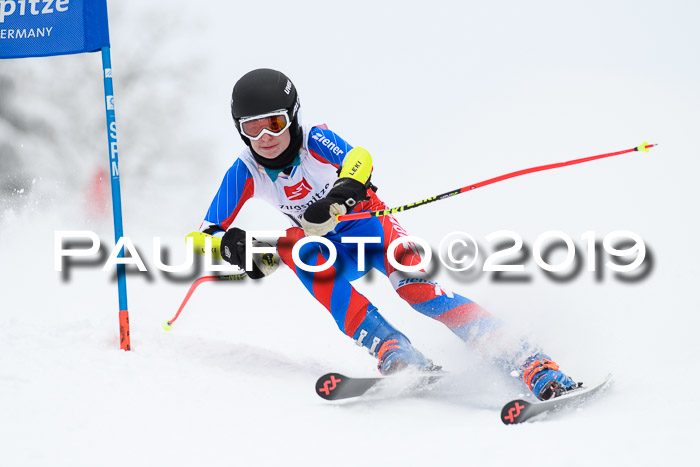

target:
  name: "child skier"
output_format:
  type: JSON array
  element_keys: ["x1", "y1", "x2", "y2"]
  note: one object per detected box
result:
[{"x1": 198, "y1": 68, "x2": 579, "y2": 401}]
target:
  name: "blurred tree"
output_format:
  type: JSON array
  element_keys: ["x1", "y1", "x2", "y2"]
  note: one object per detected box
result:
[{"x1": 0, "y1": 1, "x2": 210, "y2": 219}]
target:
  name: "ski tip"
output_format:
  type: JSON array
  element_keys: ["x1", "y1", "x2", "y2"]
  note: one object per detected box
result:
[
  {"x1": 316, "y1": 373, "x2": 346, "y2": 400},
  {"x1": 501, "y1": 399, "x2": 532, "y2": 425},
  {"x1": 600, "y1": 373, "x2": 615, "y2": 389}
]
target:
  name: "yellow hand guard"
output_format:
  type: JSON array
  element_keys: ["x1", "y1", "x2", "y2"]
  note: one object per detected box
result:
[
  {"x1": 186, "y1": 231, "x2": 223, "y2": 260},
  {"x1": 338, "y1": 147, "x2": 373, "y2": 184}
]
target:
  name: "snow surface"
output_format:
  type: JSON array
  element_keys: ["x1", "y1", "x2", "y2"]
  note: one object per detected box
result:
[{"x1": 1, "y1": 1, "x2": 699, "y2": 466}]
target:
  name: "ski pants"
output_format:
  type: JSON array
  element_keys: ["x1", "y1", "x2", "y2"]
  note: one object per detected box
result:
[{"x1": 276, "y1": 215, "x2": 502, "y2": 347}]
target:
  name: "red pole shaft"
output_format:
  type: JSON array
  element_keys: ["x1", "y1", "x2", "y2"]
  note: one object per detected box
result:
[
  {"x1": 338, "y1": 143, "x2": 655, "y2": 222},
  {"x1": 166, "y1": 276, "x2": 219, "y2": 326},
  {"x1": 165, "y1": 273, "x2": 247, "y2": 328},
  {"x1": 458, "y1": 146, "x2": 647, "y2": 194}
]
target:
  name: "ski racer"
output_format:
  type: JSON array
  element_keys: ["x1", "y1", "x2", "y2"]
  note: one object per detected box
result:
[{"x1": 197, "y1": 68, "x2": 580, "y2": 401}]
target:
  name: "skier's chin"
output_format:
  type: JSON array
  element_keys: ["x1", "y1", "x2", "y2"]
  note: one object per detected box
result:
[
  {"x1": 259, "y1": 148, "x2": 280, "y2": 158},
  {"x1": 256, "y1": 145, "x2": 282, "y2": 159}
]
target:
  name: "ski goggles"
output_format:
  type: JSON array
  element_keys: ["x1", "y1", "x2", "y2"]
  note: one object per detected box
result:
[{"x1": 239, "y1": 109, "x2": 292, "y2": 140}]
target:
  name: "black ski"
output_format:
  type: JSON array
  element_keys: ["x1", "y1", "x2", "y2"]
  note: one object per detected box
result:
[
  {"x1": 501, "y1": 373, "x2": 613, "y2": 425},
  {"x1": 316, "y1": 373, "x2": 379, "y2": 400},
  {"x1": 315, "y1": 372, "x2": 442, "y2": 401}
]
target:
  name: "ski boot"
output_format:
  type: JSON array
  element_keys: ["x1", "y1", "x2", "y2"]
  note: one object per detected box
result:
[
  {"x1": 523, "y1": 356, "x2": 581, "y2": 401},
  {"x1": 353, "y1": 309, "x2": 439, "y2": 375}
]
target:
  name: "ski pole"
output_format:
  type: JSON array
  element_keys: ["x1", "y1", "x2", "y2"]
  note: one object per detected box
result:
[
  {"x1": 162, "y1": 273, "x2": 247, "y2": 331},
  {"x1": 338, "y1": 142, "x2": 656, "y2": 222}
]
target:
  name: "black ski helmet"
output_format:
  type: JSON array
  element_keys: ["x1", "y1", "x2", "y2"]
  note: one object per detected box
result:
[{"x1": 231, "y1": 68, "x2": 302, "y2": 170}]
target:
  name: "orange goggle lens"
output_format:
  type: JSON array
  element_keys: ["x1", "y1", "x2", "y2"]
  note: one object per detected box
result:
[{"x1": 240, "y1": 114, "x2": 289, "y2": 139}]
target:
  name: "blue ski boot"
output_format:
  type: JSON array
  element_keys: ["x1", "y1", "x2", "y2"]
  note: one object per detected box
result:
[
  {"x1": 523, "y1": 356, "x2": 580, "y2": 401},
  {"x1": 353, "y1": 309, "x2": 438, "y2": 375}
]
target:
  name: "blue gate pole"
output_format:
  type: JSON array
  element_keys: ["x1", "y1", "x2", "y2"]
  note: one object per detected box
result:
[{"x1": 101, "y1": 46, "x2": 131, "y2": 351}]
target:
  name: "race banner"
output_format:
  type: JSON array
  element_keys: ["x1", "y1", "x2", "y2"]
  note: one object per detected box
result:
[
  {"x1": 0, "y1": 0, "x2": 109, "y2": 58},
  {"x1": 0, "y1": 0, "x2": 131, "y2": 351}
]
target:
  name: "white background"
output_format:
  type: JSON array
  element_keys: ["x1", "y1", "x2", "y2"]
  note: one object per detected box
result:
[{"x1": 1, "y1": 1, "x2": 698, "y2": 465}]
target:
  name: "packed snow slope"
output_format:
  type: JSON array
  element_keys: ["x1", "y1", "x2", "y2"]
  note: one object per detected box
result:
[{"x1": 1, "y1": 1, "x2": 698, "y2": 466}]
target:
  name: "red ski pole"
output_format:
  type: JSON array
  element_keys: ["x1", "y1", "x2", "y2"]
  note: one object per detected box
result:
[
  {"x1": 162, "y1": 273, "x2": 247, "y2": 331},
  {"x1": 338, "y1": 142, "x2": 656, "y2": 222}
]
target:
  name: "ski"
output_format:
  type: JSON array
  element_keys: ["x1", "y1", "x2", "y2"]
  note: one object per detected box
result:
[
  {"x1": 501, "y1": 373, "x2": 614, "y2": 425},
  {"x1": 315, "y1": 372, "x2": 442, "y2": 401}
]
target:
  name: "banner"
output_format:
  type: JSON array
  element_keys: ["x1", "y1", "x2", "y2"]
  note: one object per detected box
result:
[
  {"x1": 0, "y1": 0, "x2": 130, "y2": 350},
  {"x1": 0, "y1": 0, "x2": 109, "y2": 59}
]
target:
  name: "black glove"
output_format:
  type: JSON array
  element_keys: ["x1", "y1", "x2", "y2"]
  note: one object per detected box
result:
[
  {"x1": 301, "y1": 178, "x2": 369, "y2": 236},
  {"x1": 220, "y1": 227, "x2": 279, "y2": 279}
]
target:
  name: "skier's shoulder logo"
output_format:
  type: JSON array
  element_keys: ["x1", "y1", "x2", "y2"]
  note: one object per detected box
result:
[{"x1": 284, "y1": 178, "x2": 313, "y2": 200}]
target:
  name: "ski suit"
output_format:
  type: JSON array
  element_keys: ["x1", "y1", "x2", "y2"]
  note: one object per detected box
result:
[{"x1": 201, "y1": 124, "x2": 503, "y2": 352}]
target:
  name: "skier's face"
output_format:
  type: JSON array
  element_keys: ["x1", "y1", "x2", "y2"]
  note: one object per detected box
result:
[{"x1": 250, "y1": 128, "x2": 291, "y2": 160}]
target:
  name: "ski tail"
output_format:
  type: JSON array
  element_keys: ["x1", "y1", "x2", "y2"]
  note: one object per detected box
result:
[
  {"x1": 315, "y1": 371, "x2": 445, "y2": 401},
  {"x1": 316, "y1": 373, "x2": 381, "y2": 400},
  {"x1": 501, "y1": 373, "x2": 614, "y2": 424}
]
